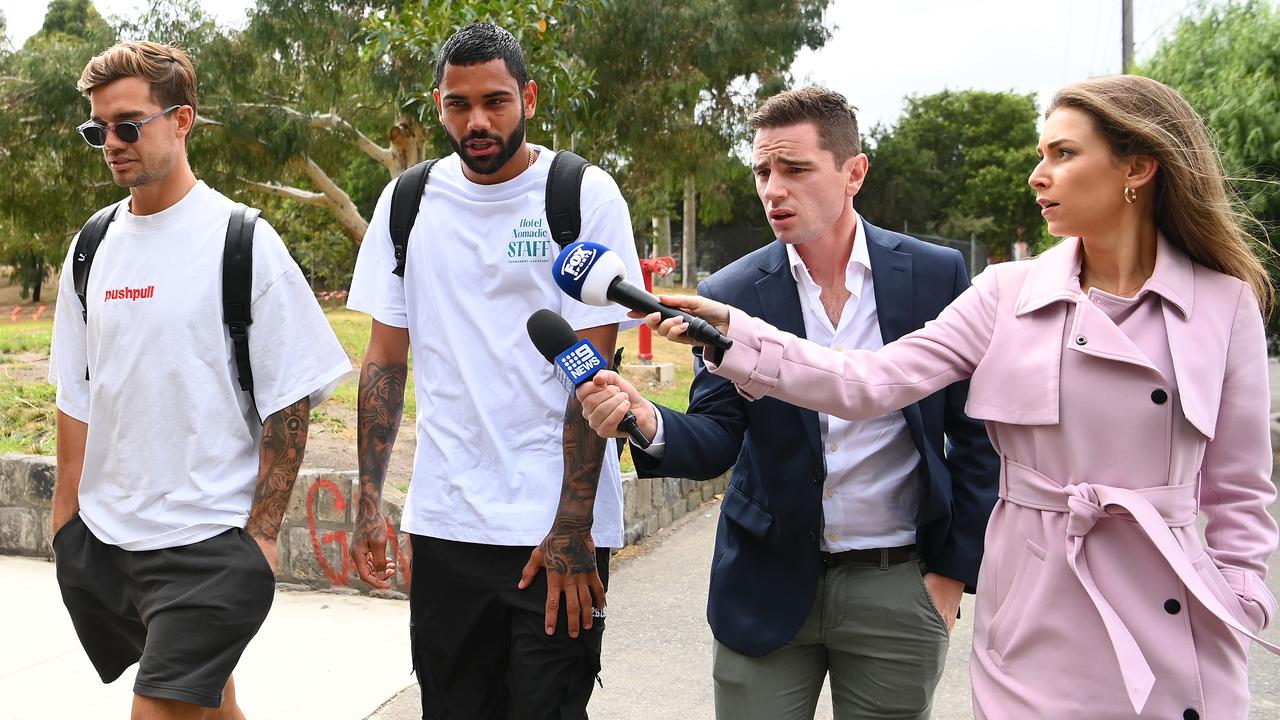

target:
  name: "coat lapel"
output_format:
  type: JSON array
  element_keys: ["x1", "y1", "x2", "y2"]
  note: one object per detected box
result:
[
  {"x1": 865, "y1": 226, "x2": 913, "y2": 344},
  {"x1": 864, "y1": 224, "x2": 927, "y2": 447},
  {"x1": 754, "y1": 243, "x2": 822, "y2": 464}
]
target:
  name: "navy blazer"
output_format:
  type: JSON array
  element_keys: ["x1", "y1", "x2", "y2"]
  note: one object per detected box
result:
[{"x1": 633, "y1": 221, "x2": 1001, "y2": 657}]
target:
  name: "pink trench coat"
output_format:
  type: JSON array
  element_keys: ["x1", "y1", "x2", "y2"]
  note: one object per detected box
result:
[{"x1": 706, "y1": 236, "x2": 1279, "y2": 718}]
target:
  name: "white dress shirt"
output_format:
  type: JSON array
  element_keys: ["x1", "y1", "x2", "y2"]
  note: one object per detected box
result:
[{"x1": 642, "y1": 215, "x2": 924, "y2": 551}]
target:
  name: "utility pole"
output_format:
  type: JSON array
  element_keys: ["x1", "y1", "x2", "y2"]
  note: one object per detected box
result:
[{"x1": 1122, "y1": 0, "x2": 1134, "y2": 73}]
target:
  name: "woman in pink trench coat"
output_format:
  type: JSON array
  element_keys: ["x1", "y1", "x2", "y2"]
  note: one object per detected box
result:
[{"x1": 623, "y1": 77, "x2": 1280, "y2": 717}]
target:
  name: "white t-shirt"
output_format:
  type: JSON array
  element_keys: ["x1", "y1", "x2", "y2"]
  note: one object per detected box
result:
[
  {"x1": 49, "y1": 181, "x2": 352, "y2": 551},
  {"x1": 347, "y1": 146, "x2": 641, "y2": 548}
]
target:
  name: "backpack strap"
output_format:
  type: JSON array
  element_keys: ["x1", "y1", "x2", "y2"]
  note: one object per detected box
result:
[
  {"x1": 222, "y1": 203, "x2": 260, "y2": 398},
  {"x1": 546, "y1": 150, "x2": 590, "y2": 249},
  {"x1": 73, "y1": 204, "x2": 120, "y2": 324},
  {"x1": 72, "y1": 203, "x2": 120, "y2": 380},
  {"x1": 389, "y1": 159, "x2": 439, "y2": 277}
]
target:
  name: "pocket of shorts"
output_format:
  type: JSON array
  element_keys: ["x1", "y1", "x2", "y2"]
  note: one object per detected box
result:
[
  {"x1": 51, "y1": 514, "x2": 84, "y2": 548},
  {"x1": 986, "y1": 539, "x2": 1046, "y2": 663},
  {"x1": 236, "y1": 528, "x2": 277, "y2": 581}
]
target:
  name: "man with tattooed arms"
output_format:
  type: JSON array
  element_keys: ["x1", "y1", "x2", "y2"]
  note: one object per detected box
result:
[
  {"x1": 346, "y1": 23, "x2": 641, "y2": 719},
  {"x1": 47, "y1": 42, "x2": 350, "y2": 719}
]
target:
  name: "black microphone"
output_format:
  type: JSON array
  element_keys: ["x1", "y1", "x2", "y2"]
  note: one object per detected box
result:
[
  {"x1": 526, "y1": 309, "x2": 652, "y2": 449},
  {"x1": 550, "y1": 241, "x2": 733, "y2": 351}
]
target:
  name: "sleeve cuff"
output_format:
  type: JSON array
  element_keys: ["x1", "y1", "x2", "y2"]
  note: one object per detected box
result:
[
  {"x1": 636, "y1": 401, "x2": 665, "y2": 458},
  {"x1": 1221, "y1": 565, "x2": 1276, "y2": 632},
  {"x1": 705, "y1": 308, "x2": 785, "y2": 401}
]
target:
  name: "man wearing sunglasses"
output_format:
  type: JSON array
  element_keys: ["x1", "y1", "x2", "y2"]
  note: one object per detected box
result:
[{"x1": 48, "y1": 41, "x2": 350, "y2": 719}]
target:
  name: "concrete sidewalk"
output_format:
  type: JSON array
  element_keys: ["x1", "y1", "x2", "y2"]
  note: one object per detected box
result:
[
  {"x1": 368, "y1": 494, "x2": 1280, "y2": 719},
  {"x1": 3, "y1": 492, "x2": 1279, "y2": 720},
  {"x1": 366, "y1": 503, "x2": 977, "y2": 720},
  {"x1": 0, "y1": 555, "x2": 413, "y2": 720}
]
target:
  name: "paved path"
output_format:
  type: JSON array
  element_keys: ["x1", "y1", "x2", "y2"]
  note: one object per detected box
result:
[
  {"x1": 5, "y1": 364, "x2": 1280, "y2": 718},
  {"x1": 0, "y1": 555, "x2": 411, "y2": 720}
]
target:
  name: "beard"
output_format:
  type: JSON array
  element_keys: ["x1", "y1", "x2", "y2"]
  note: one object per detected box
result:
[
  {"x1": 447, "y1": 111, "x2": 527, "y2": 176},
  {"x1": 107, "y1": 149, "x2": 175, "y2": 189}
]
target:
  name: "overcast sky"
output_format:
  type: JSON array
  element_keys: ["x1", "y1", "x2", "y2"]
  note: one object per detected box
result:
[{"x1": 1, "y1": 0, "x2": 1250, "y2": 130}]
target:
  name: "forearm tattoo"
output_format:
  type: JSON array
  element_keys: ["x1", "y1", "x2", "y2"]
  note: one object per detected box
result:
[
  {"x1": 355, "y1": 360, "x2": 407, "y2": 535},
  {"x1": 246, "y1": 396, "x2": 311, "y2": 542},
  {"x1": 544, "y1": 394, "x2": 607, "y2": 574}
]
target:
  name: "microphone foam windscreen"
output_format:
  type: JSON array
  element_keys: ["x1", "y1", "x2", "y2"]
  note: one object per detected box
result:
[
  {"x1": 526, "y1": 308, "x2": 581, "y2": 362},
  {"x1": 551, "y1": 241, "x2": 627, "y2": 306}
]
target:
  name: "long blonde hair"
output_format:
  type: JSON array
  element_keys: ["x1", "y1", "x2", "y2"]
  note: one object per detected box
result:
[{"x1": 1048, "y1": 75, "x2": 1274, "y2": 315}]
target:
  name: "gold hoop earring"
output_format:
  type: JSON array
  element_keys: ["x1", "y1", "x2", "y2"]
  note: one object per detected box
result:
[{"x1": 1124, "y1": 187, "x2": 1137, "y2": 205}]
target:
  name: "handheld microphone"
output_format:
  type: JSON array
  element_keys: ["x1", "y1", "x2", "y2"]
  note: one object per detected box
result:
[
  {"x1": 551, "y1": 241, "x2": 733, "y2": 351},
  {"x1": 526, "y1": 308, "x2": 652, "y2": 449}
]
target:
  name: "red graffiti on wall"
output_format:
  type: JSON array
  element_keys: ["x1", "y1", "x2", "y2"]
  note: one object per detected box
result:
[{"x1": 305, "y1": 478, "x2": 412, "y2": 591}]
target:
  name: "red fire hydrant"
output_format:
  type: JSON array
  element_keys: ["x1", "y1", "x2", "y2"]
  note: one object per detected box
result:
[{"x1": 637, "y1": 256, "x2": 676, "y2": 362}]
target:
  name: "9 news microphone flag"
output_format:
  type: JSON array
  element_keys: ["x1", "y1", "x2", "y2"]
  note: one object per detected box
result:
[{"x1": 526, "y1": 308, "x2": 651, "y2": 449}]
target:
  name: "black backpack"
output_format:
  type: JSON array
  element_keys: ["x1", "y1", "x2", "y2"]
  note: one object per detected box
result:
[
  {"x1": 388, "y1": 150, "x2": 591, "y2": 276},
  {"x1": 72, "y1": 202, "x2": 261, "y2": 402},
  {"x1": 390, "y1": 149, "x2": 626, "y2": 445}
]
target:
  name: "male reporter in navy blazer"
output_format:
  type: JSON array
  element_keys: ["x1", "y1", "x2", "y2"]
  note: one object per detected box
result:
[{"x1": 578, "y1": 88, "x2": 1000, "y2": 719}]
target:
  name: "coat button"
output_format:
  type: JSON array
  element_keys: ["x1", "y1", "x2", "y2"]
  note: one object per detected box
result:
[
  {"x1": 1151, "y1": 389, "x2": 1169, "y2": 404},
  {"x1": 1184, "y1": 710, "x2": 1199, "y2": 720},
  {"x1": 1164, "y1": 599, "x2": 1181, "y2": 614},
  {"x1": 1074, "y1": 335, "x2": 1088, "y2": 346}
]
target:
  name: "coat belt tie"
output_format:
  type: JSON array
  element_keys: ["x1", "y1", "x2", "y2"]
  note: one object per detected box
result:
[{"x1": 999, "y1": 458, "x2": 1280, "y2": 714}]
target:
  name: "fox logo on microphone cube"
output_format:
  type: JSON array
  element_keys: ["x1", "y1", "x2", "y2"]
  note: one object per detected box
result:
[
  {"x1": 554, "y1": 339, "x2": 606, "y2": 388},
  {"x1": 560, "y1": 244, "x2": 598, "y2": 282}
]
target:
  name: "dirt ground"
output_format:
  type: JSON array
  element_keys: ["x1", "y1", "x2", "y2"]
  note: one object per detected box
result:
[{"x1": 302, "y1": 380, "x2": 418, "y2": 492}]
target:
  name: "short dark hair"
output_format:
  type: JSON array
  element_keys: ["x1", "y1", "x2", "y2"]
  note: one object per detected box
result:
[
  {"x1": 747, "y1": 87, "x2": 861, "y2": 165},
  {"x1": 79, "y1": 41, "x2": 198, "y2": 115},
  {"x1": 434, "y1": 23, "x2": 530, "y2": 89}
]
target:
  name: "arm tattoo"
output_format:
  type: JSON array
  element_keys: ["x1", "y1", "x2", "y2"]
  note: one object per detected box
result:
[
  {"x1": 355, "y1": 360, "x2": 407, "y2": 535},
  {"x1": 246, "y1": 396, "x2": 311, "y2": 542},
  {"x1": 543, "y1": 393, "x2": 607, "y2": 574}
]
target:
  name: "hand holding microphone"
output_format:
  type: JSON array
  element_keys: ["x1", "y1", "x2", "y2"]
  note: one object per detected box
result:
[
  {"x1": 551, "y1": 241, "x2": 733, "y2": 350},
  {"x1": 526, "y1": 309, "x2": 652, "y2": 449}
]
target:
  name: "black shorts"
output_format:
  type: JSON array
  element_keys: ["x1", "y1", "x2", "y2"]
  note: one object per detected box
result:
[
  {"x1": 410, "y1": 535, "x2": 610, "y2": 720},
  {"x1": 52, "y1": 516, "x2": 276, "y2": 708}
]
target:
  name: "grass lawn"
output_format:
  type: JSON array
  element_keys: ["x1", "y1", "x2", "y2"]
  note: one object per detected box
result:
[
  {"x1": 322, "y1": 299, "x2": 700, "y2": 474},
  {"x1": 0, "y1": 319, "x2": 56, "y2": 454},
  {"x1": 0, "y1": 299, "x2": 701, "y2": 474}
]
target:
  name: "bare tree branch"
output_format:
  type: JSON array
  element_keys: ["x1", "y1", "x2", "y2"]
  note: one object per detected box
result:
[
  {"x1": 239, "y1": 178, "x2": 331, "y2": 206},
  {"x1": 229, "y1": 102, "x2": 398, "y2": 172}
]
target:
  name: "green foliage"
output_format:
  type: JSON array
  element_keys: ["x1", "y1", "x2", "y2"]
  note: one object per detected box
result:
[
  {"x1": 858, "y1": 90, "x2": 1042, "y2": 258},
  {"x1": 0, "y1": 3, "x2": 119, "y2": 302},
  {"x1": 574, "y1": 0, "x2": 831, "y2": 222},
  {"x1": 1141, "y1": 1, "x2": 1280, "y2": 231},
  {"x1": 361, "y1": 0, "x2": 597, "y2": 141},
  {"x1": 39, "y1": 0, "x2": 112, "y2": 39},
  {"x1": 0, "y1": 0, "x2": 831, "y2": 294}
]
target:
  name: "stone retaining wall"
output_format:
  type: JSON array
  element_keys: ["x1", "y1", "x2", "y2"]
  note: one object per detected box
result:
[{"x1": 0, "y1": 453, "x2": 728, "y2": 596}]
